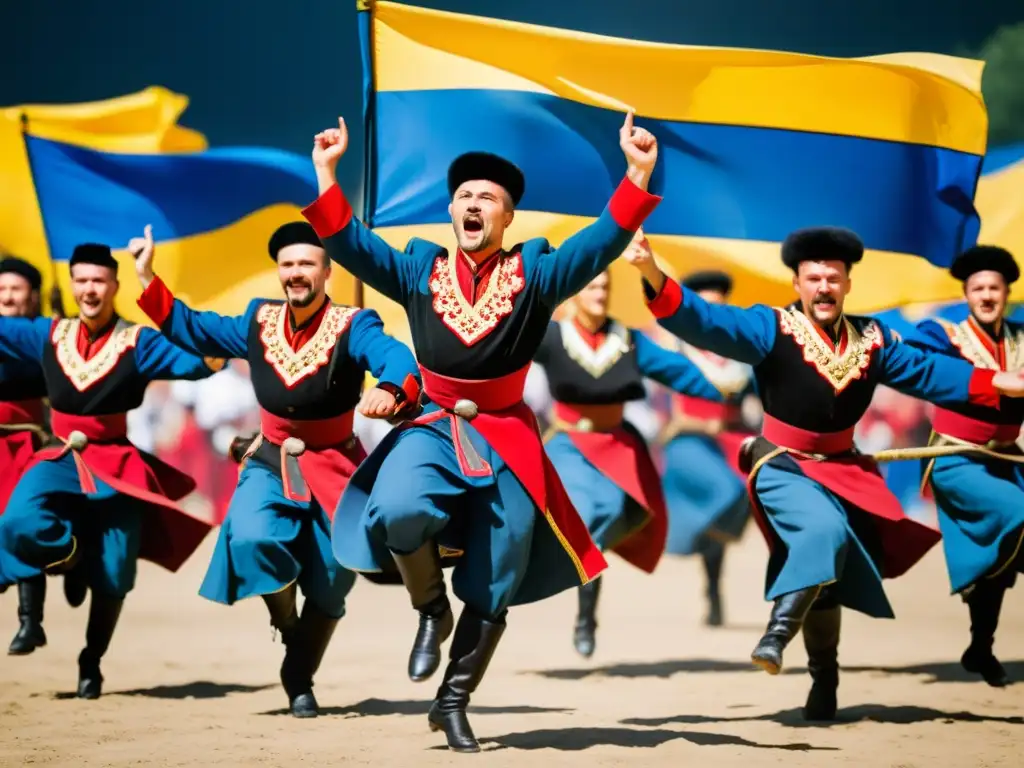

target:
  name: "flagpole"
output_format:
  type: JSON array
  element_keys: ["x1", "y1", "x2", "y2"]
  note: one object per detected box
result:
[
  {"x1": 19, "y1": 113, "x2": 65, "y2": 318},
  {"x1": 354, "y1": 0, "x2": 378, "y2": 310}
]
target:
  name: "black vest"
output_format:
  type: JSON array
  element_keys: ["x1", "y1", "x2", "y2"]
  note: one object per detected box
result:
[
  {"x1": 406, "y1": 250, "x2": 550, "y2": 379},
  {"x1": 535, "y1": 319, "x2": 646, "y2": 404},
  {"x1": 245, "y1": 301, "x2": 363, "y2": 420},
  {"x1": 41, "y1": 317, "x2": 148, "y2": 415},
  {"x1": 756, "y1": 305, "x2": 883, "y2": 432},
  {"x1": 0, "y1": 360, "x2": 47, "y2": 403}
]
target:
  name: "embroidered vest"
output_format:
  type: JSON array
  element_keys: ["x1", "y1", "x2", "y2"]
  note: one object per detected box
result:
[
  {"x1": 41, "y1": 317, "x2": 146, "y2": 415},
  {"x1": 678, "y1": 342, "x2": 753, "y2": 403},
  {"x1": 407, "y1": 250, "x2": 550, "y2": 379},
  {"x1": 932, "y1": 317, "x2": 1024, "y2": 426},
  {"x1": 755, "y1": 306, "x2": 883, "y2": 433},
  {"x1": 0, "y1": 360, "x2": 48, "y2": 403},
  {"x1": 246, "y1": 301, "x2": 362, "y2": 420},
  {"x1": 537, "y1": 319, "x2": 646, "y2": 404}
]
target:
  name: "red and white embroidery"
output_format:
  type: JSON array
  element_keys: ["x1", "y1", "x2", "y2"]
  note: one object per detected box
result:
[
  {"x1": 256, "y1": 303, "x2": 357, "y2": 388},
  {"x1": 52, "y1": 319, "x2": 142, "y2": 392},
  {"x1": 937, "y1": 317, "x2": 1024, "y2": 372},
  {"x1": 429, "y1": 251, "x2": 525, "y2": 346},
  {"x1": 777, "y1": 307, "x2": 882, "y2": 392}
]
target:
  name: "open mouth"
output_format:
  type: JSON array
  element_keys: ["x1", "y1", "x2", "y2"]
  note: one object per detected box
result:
[
  {"x1": 813, "y1": 297, "x2": 837, "y2": 308},
  {"x1": 463, "y1": 215, "x2": 483, "y2": 235}
]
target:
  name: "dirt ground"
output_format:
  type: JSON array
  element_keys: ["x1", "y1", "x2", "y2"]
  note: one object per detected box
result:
[{"x1": 0, "y1": 525, "x2": 1020, "y2": 767}]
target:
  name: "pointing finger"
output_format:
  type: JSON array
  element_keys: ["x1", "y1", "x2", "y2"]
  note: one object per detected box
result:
[
  {"x1": 144, "y1": 224, "x2": 153, "y2": 244},
  {"x1": 620, "y1": 110, "x2": 635, "y2": 140}
]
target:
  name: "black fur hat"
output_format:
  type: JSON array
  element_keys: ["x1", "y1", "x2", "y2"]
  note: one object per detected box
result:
[{"x1": 781, "y1": 227, "x2": 864, "y2": 272}]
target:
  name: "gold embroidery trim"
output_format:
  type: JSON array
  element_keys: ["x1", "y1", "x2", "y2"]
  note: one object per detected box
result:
[
  {"x1": 428, "y1": 251, "x2": 525, "y2": 346},
  {"x1": 938, "y1": 317, "x2": 1024, "y2": 372},
  {"x1": 256, "y1": 303, "x2": 358, "y2": 387},
  {"x1": 680, "y1": 342, "x2": 752, "y2": 396},
  {"x1": 560, "y1": 318, "x2": 630, "y2": 378},
  {"x1": 52, "y1": 319, "x2": 143, "y2": 392},
  {"x1": 777, "y1": 308, "x2": 882, "y2": 392}
]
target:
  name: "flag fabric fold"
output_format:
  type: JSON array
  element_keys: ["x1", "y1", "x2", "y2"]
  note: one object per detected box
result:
[{"x1": 359, "y1": 1, "x2": 992, "y2": 332}]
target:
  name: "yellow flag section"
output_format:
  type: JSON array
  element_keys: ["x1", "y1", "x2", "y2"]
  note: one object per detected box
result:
[
  {"x1": 0, "y1": 87, "x2": 206, "y2": 314},
  {"x1": 361, "y1": 2, "x2": 990, "y2": 328}
]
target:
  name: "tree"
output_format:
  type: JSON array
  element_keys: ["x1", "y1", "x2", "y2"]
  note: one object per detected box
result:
[{"x1": 980, "y1": 22, "x2": 1024, "y2": 145}]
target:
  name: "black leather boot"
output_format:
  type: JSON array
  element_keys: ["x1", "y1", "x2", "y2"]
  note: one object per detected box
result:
[
  {"x1": 262, "y1": 583, "x2": 300, "y2": 639},
  {"x1": 703, "y1": 543, "x2": 725, "y2": 627},
  {"x1": 9, "y1": 575, "x2": 47, "y2": 655},
  {"x1": 77, "y1": 593, "x2": 123, "y2": 699},
  {"x1": 573, "y1": 577, "x2": 601, "y2": 658},
  {"x1": 280, "y1": 600, "x2": 339, "y2": 718},
  {"x1": 392, "y1": 542, "x2": 453, "y2": 682},
  {"x1": 802, "y1": 605, "x2": 841, "y2": 720},
  {"x1": 750, "y1": 585, "x2": 821, "y2": 674},
  {"x1": 961, "y1": 581, "x2": 1009, "y2": 687},
  {"x1": 60, "y1": 547, "x2": 88, "y2": 609},
  {"x1": 427, "y1": 608, "x2": 506, "y2": 753}
]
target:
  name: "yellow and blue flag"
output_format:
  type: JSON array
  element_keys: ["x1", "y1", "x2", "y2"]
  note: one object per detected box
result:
[
  {"x1": 0, "y1": 87, "x2": 207, "y2": 311},
  {"x1": 23, "y1": 135, "x2": 355, "y2": 324},
  {"x1": 356, "y1": 1, "x2": 989, "y2": 332},
  {"x1": 976, "y1": 143, "x2": 1024, "y2": 261}
]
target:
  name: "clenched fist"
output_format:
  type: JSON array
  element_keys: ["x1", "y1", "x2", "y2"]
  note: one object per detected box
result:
[
  {"x1": 358, "y1": 386, "x2": 399, "y2": 419},
  {"x1": 620, "y1": 111, "x2": 658, "y2": 190},
  {"x1": 993, "y1": 370, "x2": 1024, "y2": 398},
  {"x1": 129, "y1": 225, "x2": 156, "y2": 289},
  {"x1": 622, "y1": 228, "x2": 666, "y2": 293}
]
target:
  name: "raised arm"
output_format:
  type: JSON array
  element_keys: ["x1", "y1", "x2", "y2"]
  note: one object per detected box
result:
[
  {"x1": 874, "y1": 320, "x2": 1024, "y2": 405},
  {"x1": 898, "y1": 318, "x2": 962, "y2": 358},
  {"x1": 134, "y1": 328, "x2": 220, "y2": 382},
  {"x1": 136, "y1": 275, "x2": 251, "y2": 359},
  {"x1": 641, "y1": 275, "x2": 775, "y2": 366},
  {"x1": 346, "y1": 309, "x2": 421, "y2": 414},
  {"x1": 302, "y1": 118, "x2": 420, "y2": 303},
  {"x1": 632, "y1": 330, "x2": 724, "y2": 401},
  {"x1": 0, "y1": 317, "x2": 50, "y2": 364},
  {"x1": 534, "y1": 112, "x2": 662, "y2": 304}
]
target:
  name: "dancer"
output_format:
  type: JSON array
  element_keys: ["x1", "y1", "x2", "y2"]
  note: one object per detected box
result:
[
  {"x1": 659, "y1": 269, "x2": 756, "y2": 627},
  {"x1": 0, "y1": 257, "x2": 51, "y2": 654},
  {"x1": 533, "y1": 256, "x2": 724, "y2": 657},
  {"x1": 626, "y1": 228, "x2": 1024, "y2": 720},
  {"x1": 0, "y1": 243, "x2": 220, "y2": 698},
  {"x1": 903, "y1": 245, "x2": 1024, "y2": 687},
  {"x1": 303, "y1": 112, "x2": 660, "y2": 751},
  {"x1": 134, "y1": 221, "x2": 420, "y2": 716}
]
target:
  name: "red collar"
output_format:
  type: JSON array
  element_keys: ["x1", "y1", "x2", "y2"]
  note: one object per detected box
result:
[
  {"x1": 967, "y1": 314, "x2": 1006, "y2": 369},
  {"x1": 572, "y1": 316, "x2": 608, "y2": 350},
  {"x1": 283, "y1": 296, "x2": 330, "y2": 350}
]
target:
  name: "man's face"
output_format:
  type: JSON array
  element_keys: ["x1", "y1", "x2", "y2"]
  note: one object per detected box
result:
[
  {"x1": 449, "y1": 179, "x2": 514, "y2": 255},
  {"x1": 0, "y1": 273, "x2": 38, "y2": 318},
  {"x1": 278, "y1": 244, "x2": 330, "y2": 309},
  {"x1": 792, "y1": 260, "x2": 851, "y2": 326},
  {"x1": 964, "y1": 270, "x2": 1008, "y2": 327},
  {"x1": 697, "y1": 288, "x2": 727, "y2": 306},
  {"x1": 70, "y1": 264, "x2": 118, "y2": 320},
  {"x1": 573, "y1": 271, "x2": 610, "y2": 319}
]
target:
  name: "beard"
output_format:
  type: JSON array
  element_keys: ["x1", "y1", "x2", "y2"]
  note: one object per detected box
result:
[{"x1": 286, "y1": 282, "x2": 317, "y2": 308}]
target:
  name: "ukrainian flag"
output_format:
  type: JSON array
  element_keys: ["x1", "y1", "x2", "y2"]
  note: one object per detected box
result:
[
  {"x1": 0, "y1": 87, "x2": 206, "y2": 312},
  {"x1": 976, "y1": 143, "x2": 1024, "y2": 260},
  {"x1": 22, "y1": 136, "x2": 361, "y2": 324},
  {"x1": 356, "y1": 1, "x2": 988, "y2": 333}
]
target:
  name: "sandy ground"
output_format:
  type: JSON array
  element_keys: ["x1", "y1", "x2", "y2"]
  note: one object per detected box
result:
[{"x1": 0, "y1": 524, "x2": 1021, "y2": 768}]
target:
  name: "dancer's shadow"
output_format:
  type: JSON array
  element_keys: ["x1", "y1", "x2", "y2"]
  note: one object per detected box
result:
[
  {"x1": 528, "y1": 658, "x2": 756, "y2": 681},
  {"x1": 464, "y1": 726, "x2": 837, "y2": 752},
  {"x1": 259, "y1": 697, "x2": 573, "y2": 718},
  {"x1": 841, "y1": 660, "x2": 1024, "y2": 685},
  {"x1": 624, "y1": 703, "x2": 1024, "y2": 730},
  {"x1": 52, "y1": 681, "x2": 274, "y2": 700}
]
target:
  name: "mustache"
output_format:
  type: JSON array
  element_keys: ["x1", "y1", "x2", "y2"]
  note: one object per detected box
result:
[{"x1": 812, "y1": 295, "x2": 837, "y2": 305}]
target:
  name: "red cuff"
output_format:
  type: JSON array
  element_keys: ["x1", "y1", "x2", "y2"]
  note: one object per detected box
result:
[
  {"x1": 968, "y1": 368, "x2": 1000, "y2": 409},
  {"x1": 646, "y1": 277, "x2": 683, "y2": 319},
  {"x1": 136, "y1": 275, "x2": 175, "y2": 327},
  {"x1": 396, "y1": 373, "x2": 421, "y2": 412},
  {"x1": 608, "y1": 175, "x2": 662, "y2": 231},
  {"x1": 302, "y1": 183, "x2": 353, "y2": 239}
]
